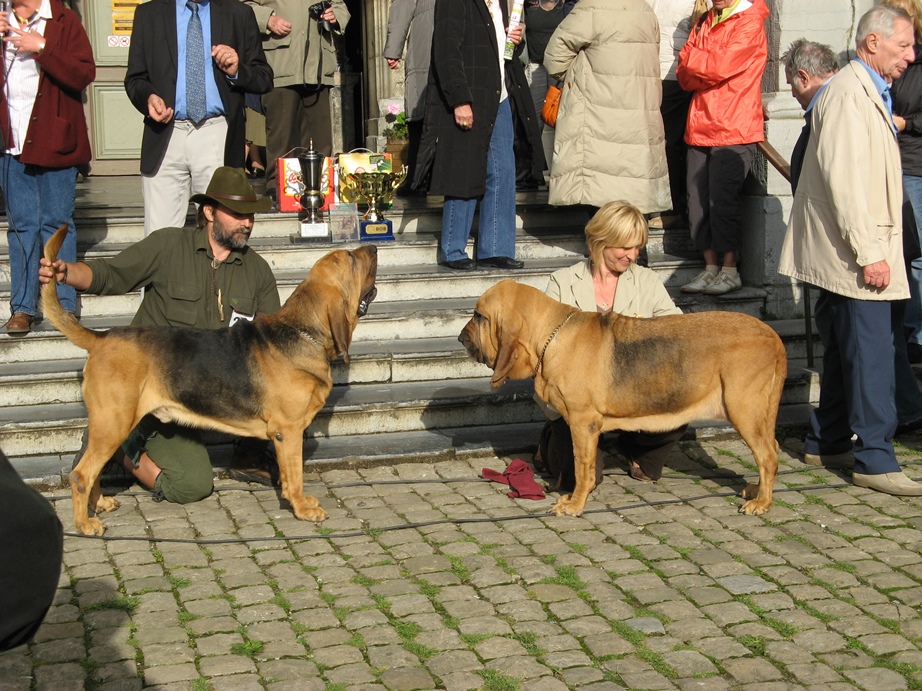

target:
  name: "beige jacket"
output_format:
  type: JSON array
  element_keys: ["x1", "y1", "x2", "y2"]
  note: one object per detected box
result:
[
  {"x1": 545, "y1": 260, "x2": 682, "y2": 317},
  {"x1": 244, "y1": 0, "x2": 350, "y2": 88},
  {"x1": 544, "y1": 0, "x2": 670, "y2": 212},
  {"x1": 778, "y1": 61, "x2": 909, "y2": 300}
]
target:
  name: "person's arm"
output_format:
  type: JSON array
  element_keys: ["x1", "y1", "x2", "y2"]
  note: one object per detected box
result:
[
  {"x1": 384, "y1": 0, "x2": 416, "y2": 61},
  {"x1": 328, "y1": 0, "x2": 350, "y2": 34},
  {"x1": 18, "y1": 12, "x2": 95, "y2": 92},
  {"x1": 542, "y1": 2, "x2": 590, "y2": 81},
  {"x1": 124, "y1": 4, "x2": 174, "y2": 123},
  {"x1": 677, "y1": 16, "x2": 765, "y2": 92},
  {"x1": 225, "y1": 6, "x2": 274, "y2": 94}
]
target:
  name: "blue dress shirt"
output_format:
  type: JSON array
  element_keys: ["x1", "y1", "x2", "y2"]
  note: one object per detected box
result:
[{"x1": 174, "y1": 0, "x2": 226, "y2": 121}]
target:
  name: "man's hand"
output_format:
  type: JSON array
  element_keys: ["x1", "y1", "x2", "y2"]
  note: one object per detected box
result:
[
  {"x1": 321, "y1": 7, "x2": 338, "y2": 26},
  {"x1": 39, "y1": 259, "x2": 67, "y2": 286},
  {"x1": 507, "y1": 24, "x2": 524, "y2": 46},
  {"x1": 267, "y1": 14, "x2": 291, "y2": 36},
  {"x1": 147, "y1": 94, "x2": 174, "y2": 123},
  {"x1": 454, "y1": 103, "x2": 473, "y2": 130},
  {"x1": 212, "y1": 44, "x2": 239, "y2": 77},
  {"x1": 863, "y1": 259, "x2": 891, "y2": 290},
  {"x1": 386, "y1": 58, "x2": 400, "y2": 70}
]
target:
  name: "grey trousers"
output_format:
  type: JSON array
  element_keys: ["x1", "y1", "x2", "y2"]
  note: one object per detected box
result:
[
  {"x1": 686, "y1": 143, "x2": 755, "y2": 254},
  {"x1": 263, "y1": 85, "x2": 333, "y2": 191}
]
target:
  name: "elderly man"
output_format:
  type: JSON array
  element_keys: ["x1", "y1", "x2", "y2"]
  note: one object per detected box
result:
[
  {"x1": 39, "y1": 167, "x2": 281, "y2": 504},
  {"x1": 782, "y1": 39, "x2": 839, "y2": 191},
  {"x1": 779, "y1": 5, "x2": 922, "y2": 495}
]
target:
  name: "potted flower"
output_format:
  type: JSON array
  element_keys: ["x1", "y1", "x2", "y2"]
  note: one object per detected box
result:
[{"x1": 382, "y1": 102, "x2": 409, "y2": 171}]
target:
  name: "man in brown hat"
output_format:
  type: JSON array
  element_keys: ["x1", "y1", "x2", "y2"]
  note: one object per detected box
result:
[{"x1": 39, "y1": 167, "x2": 281, "y2": 503}]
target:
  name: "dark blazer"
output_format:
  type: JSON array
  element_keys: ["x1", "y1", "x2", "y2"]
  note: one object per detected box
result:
[{"x1": 125, "y1": 0, "x2": 273, "y2": 175}]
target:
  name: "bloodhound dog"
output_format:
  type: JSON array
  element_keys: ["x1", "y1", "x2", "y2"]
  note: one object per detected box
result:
[
  {"x1": 459, "y1": 280, "x2": 787, "y2": 516},
  {"x1": 41, "y1": 226, "x2": 377, "y2": 536}
]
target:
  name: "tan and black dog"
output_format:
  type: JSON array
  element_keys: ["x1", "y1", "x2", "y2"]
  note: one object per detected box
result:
[
  {"x1": 41, "y1": 226, "x2": 378, "y2": 536},
  {"x1": 459, "y1": 280, "x2": 787, "y2": 516}
]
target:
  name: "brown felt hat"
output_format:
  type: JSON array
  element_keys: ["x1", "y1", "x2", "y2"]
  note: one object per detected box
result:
[{"x1": 190, "y1": 166, "x2": 273, "y2": 214}]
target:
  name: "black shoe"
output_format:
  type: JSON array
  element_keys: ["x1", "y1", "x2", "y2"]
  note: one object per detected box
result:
[
  {"x1": 229, "y1": 439, "x2": 279, "y2": 487},
  {"x1": 479, "y1": 256, "x2": 524, "y2": 270},
  {"x1": 909, "y1": 342, "x2": 922, "y2": 364},
  {"x1": 440, "y1": 258, "x2": 478, "y2": 271}
]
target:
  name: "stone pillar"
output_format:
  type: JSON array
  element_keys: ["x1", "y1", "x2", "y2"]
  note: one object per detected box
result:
[{"x1": 363, "y1": 0, "x2": 405, "y2": 150}]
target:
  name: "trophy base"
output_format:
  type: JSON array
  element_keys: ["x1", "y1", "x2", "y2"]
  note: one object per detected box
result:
[
  {"x1": 360, "y1": 219, "x2": 395, "y2": 242},
  {"x1": 298, "y1": 221, "x2": 330, "y2": 239}
]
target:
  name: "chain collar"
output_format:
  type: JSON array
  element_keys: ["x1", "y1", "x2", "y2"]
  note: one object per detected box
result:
[
  {"x1": 296, "y1": 328, "x2": 325, "y2": 351},
  {"x1": 532, "y1": 310, "x2": 577, "y2": 378}
]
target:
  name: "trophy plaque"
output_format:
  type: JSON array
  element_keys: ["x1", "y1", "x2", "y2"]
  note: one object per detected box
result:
[
  {"x1": 343, "y1": 166, "x2": 408, "y2": 242},
  {"x1": 296, "y1": 142, "x2": 330, "y2": 239}
]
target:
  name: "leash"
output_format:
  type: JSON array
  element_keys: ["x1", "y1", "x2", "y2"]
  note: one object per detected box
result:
[{"x1": 532, "y1": 310, "x2": 578, "y2": 378}]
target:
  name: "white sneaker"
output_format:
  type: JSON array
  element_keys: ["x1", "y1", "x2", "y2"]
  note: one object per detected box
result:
[
  {"x1": 681, "y1": 270, "x2": 717, "y2": 293},
  {"x1": 702, "y1": 270, "x2": 742, "y2": 295}
]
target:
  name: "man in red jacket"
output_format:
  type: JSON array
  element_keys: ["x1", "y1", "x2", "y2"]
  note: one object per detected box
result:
[
  {"x1": 0, "y1": 0, "x2": 95, "y2": 334},
  {"x1": 677, "y1": 0, "x2": 769, "y2": 296}
]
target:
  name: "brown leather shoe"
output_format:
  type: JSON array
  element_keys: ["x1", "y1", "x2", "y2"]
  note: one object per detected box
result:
[{"x1": 5, "y1": 312, "x2": 33, "y2": 334}]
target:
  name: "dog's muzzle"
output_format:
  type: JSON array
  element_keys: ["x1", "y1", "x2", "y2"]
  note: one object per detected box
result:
[{"x1": 358, "y1": 286, "x2": 377, "y2": 317}]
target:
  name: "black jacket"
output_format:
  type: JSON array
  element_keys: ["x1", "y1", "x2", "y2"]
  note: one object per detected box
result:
[
  {"x1": 892, "y1": 44, "x2": 922, "y2": 177},
  {"x1": 414, "y1": 0, "x2": 543, "y2": 196},
  {"x1": 125, "y1": 0, "x2": 273, "y2": 174}
]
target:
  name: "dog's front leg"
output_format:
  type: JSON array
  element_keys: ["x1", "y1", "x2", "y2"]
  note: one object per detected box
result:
[
  {"x1": 273, "y1": 427, "x2": 327, "y2": 522},
  {"x1": 550, "y1": 418, "x2": 601, "y2": 517}
]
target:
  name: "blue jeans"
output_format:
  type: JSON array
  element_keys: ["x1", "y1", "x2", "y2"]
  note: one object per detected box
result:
[
  {"x1": 2, "y1": 155, "x2": 77, "y2": 315},
  {"x1": 903, "y1": 174, "x2": 922, "y2": 344},
  {"x1": 440, "y1": 99, "x2": 516, "y2": 263}
]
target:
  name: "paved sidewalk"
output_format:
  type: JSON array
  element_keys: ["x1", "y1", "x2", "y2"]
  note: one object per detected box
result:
[{"x1": 4, "y1": 432, "x2": 922, "y2": 691}]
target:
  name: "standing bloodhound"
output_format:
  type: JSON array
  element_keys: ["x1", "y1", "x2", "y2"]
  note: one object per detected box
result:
[
  {"x1": 460, "y1": 280, "x2": 787, "y2": 516},
  {"x1": 40, "y1": 226, "x2": 378, "y2": 536}
]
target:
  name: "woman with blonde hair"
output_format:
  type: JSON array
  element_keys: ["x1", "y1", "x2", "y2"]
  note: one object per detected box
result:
[
  {"x1": 886, "y1": 0, "x2": 922, "y2": 362},
  {"x1": 540, "y1": 201, "x2": 685, "y2": 483}
]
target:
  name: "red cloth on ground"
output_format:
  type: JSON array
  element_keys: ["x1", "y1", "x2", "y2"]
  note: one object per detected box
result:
[{"x1": 481, "y1": 459, "x2": 546, "y2": 500}]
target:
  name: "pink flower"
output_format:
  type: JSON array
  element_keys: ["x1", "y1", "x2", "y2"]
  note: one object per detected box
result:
[{"x1": 387, "y1": 102, "x2": 402, "y2": 115}]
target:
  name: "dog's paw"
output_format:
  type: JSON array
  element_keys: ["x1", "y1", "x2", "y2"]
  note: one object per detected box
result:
[
  {"x1": 295, "y1": 506, "x2": 329, "y2": 522},
  {"x1": 94, "y1": 496, "x2": 120, "y2": 514},
  {"x1": 739, "y1": 498, "x2": 771, "y2": 515},
  {"x1": 740, "y1": 483, "x2": 760, "y2": 501},
  {"x1": 549, "y1": 495, "x2": 585, "y2": 517},
  {"x1": 76, "y1": 517, "x2": 106, "y2": 536}
]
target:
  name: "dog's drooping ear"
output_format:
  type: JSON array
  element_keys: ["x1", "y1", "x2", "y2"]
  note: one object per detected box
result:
[
  {"x1": 328, "y1": 300, "x2": 353, "y2": 363},
  {"x1": 489, "y1": 330, "x2": 519, "y2": 387}
]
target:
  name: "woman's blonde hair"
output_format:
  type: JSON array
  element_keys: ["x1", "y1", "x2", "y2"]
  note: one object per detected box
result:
[
  {"x1": 584, "y1": 201, "x2": 648, "y2": 269},
  {"x1": 878, "y1": 0, "x2": 922, "y2": 40}
]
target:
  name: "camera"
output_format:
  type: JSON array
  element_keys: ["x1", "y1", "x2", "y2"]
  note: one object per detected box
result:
[{"x1": 309, "y1": 1, "x2": 333, "y2": 32}]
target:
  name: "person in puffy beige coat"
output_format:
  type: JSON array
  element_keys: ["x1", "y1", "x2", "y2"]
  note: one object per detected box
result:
[{"x1": 543, "y1": 0, "x2": 670, "y2": 212}]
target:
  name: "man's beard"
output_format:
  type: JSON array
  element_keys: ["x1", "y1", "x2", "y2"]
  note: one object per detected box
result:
[{"x1": 212, "y1": 214, "x2": 251, "y2": 251}]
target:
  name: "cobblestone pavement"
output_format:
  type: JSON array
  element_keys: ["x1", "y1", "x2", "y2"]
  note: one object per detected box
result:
[{"x1": 5, "y1": 432, "x2": 922, "y2": 691}]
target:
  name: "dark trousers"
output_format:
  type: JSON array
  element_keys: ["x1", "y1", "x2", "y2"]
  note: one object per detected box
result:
[
  {"x1": 661, "y1": 79, "x2": 692, "y2": 214},
  {"x1": 616, "y1": 426, "x2": 688, "y2": 481},
  {"x1": 893, "y1": 299, "x2": 922, "y2": 424},
  {"x1": 263, "y1": 85, "x2": 333, "y2": 191},
  {"x1": 686, "y1": 144, "x2": 755, "y2": 254},
  {"x1": 805, "y1": 289, "x2": 901, "y2": 474}
]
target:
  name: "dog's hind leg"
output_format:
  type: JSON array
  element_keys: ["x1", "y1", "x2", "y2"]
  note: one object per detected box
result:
[
  {"x1": 727, "y1": 383, "x2": 783, "y2": 515},
  {"x1": 69, "y1": 417, "x2": 135, "y2": 536}
]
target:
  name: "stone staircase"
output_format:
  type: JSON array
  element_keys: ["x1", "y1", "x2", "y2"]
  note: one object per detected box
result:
[{"x1": 0, "y1": 187, "x2": 818, "y2": 483}]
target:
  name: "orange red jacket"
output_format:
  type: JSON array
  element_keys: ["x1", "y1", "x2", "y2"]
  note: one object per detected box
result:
[{"x1": 677, "y1": 0, "x2": 769, "y2": 147}]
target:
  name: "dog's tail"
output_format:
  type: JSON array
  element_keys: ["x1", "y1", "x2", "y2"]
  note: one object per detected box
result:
[{"x1": 40, "y1": 225, "x2": 99, "y2": 352}]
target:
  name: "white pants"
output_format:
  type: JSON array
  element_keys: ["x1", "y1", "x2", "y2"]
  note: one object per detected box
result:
[{"x1": 141, "y1": 116, "x2": 227, "y2": 234}]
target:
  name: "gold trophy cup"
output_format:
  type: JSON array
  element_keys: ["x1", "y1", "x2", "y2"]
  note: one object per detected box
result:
[{"x1": 344, "y1": 166, "x2": 408, "y2": 241}]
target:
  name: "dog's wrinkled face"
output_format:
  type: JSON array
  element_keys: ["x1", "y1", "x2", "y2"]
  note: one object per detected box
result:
[{"x1": 459, "y1": 281, "x2": 531, "y2": 387}]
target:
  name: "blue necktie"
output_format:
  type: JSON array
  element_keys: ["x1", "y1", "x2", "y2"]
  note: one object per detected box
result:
[{"x1": 186, "y1": 1, "x2": 206, "y2": 123}]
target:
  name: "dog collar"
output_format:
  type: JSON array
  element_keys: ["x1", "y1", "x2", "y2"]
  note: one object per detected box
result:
[
  {"x1": 532, "y1": 310, "x2": 577, "y2": 378},
  {"x1": 296, "y1": 328, "x2": 325, "y2": 351}
]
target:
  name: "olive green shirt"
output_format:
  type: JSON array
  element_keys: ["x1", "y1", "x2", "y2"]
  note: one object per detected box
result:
[{"x1": 86, "y1": 226, "x2": 281, "y2": 329}]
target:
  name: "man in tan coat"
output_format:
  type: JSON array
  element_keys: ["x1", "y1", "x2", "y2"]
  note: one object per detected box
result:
[
  {"x1": 778, "y1": 5, "x2": 922, "y2": 495},
  {"x1": 244, "y1": 0, "x2": 350, "y2": 199}
]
